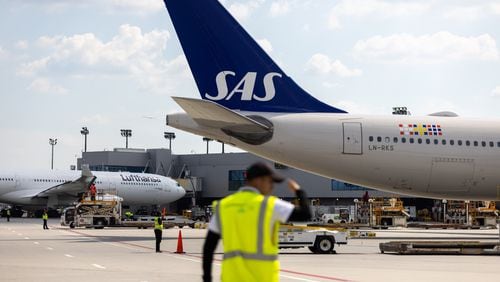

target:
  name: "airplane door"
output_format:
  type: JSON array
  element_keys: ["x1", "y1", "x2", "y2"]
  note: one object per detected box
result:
[{"x1": 343, "y1": 122, "x2": 363, "y2": 155}]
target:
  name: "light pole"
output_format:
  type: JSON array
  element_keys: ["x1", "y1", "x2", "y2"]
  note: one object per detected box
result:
[
  {"x1": 120, "y1": 129, "x2": 132, "y2": 148},
  {"x1": 203, "y1": 137, "x2": 213, "y2": 154},
  {"x1": 80, "y1": 127, "x2": 89, "y2": 152},
  {"x1": 164, "y1": 132, "x2": 176, "y2": 151},
  {"x1": 49, "y1": 138, "x2": 57, "y2": 170}
]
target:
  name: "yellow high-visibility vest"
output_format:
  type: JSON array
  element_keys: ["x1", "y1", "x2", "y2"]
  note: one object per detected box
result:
[
  {"x1": 214, "y1": 189, "x2": 280, "y2": 282},
  {"x1": 154, "y1": 217, "x2": 163, "y2": 230},
  {"x1": 42, "y1": 213, "x2": 48, "y2": 220}
]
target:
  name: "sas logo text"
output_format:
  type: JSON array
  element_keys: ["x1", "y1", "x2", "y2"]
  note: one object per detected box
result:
[{"x1": 205, "y1": 71, "x2": 282, "y2": 102}]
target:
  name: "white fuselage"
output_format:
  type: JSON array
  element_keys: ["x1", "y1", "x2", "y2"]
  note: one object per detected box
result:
[
  {"x1": 168, "y1": 112, "x2": 500, "y2": 200},
  {"x1": 0, "y1": 170, "x2": 186, "y2": 206}
]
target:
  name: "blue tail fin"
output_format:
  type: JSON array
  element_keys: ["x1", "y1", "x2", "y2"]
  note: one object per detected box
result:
[{"x1": 163, "y1": 0, "x2": 346, "y2": 113}]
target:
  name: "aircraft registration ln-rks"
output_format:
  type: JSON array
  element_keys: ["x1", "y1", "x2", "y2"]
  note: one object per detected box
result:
[
  {"x1": 0, "y1": 166, "x2": 185, "y2": 207},
  {"x1": 163, "y1": 0, "x2": 500, "y2": 201}
]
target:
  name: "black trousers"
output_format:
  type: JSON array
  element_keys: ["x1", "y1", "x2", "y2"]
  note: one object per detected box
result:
[
  {"x1": 43, "y1": 219, "x2": 48, "y2": 229},
  {"x1": 6, "y1": 216, "x2": 10, "y2": 222},
  {"x1": 154, "y1": 229, "x2": 162, "y2": 252}
]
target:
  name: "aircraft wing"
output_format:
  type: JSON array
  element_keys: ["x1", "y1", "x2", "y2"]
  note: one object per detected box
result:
[{"x1": 35, "y1": 165, "x2": 96, "y2": 198}]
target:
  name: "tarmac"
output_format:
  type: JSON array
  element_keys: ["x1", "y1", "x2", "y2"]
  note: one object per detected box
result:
[{"x1": 1, "y1": 218, "x2": 499, "y2": 282}]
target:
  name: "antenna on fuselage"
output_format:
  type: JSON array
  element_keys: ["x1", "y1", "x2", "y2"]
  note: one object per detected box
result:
[{"x1": 392, "y1": 107, "x2": 411, "y2": 115}]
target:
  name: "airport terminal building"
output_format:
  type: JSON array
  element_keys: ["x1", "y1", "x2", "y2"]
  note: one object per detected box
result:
[{"x1": 77, "y1": 148, "x2": 428, "y2": 212}]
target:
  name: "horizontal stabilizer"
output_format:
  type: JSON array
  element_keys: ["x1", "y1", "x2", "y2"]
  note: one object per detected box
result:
[
  {"x1": 172, "y1": 97, "x2": 274, "y2": 145},
  {"x1": 172, "y1": 97, "x2": 270, "y2": 133}
]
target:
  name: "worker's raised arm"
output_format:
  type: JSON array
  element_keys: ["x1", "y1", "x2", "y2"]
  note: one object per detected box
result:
[
  {"x1": 287, "y1": 179, "x2": 312, "y2": 222},
  {"x1": 202, "y1": 230, "x2": 220, "y2": 282}
]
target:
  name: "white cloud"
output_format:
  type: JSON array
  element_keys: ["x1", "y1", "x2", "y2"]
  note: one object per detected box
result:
[
  {"x1": 492, "y1": 86, "x2": 500, "y2": 97},
  {"x1": 306, "y1": 53, "x2": 362, "y2": 77},
  {"x1": 270, "y1": 0, "x2": 290, "y2": 17},
  {"x1": 109, "y1": 0, "x2": 164, "y2": 14},
  {"x1": 443, "y1": 3, "x2": 500, "y2": 22},
  {"x1": 0, "y1": 46, "x2": 6, "y2": 58},
  {"x1": 257, "y1": 38, "x2": 273, "y2": 53},
  {"x1": 27, "y1": 77, "x2": 67, "y2": 95},
  {"x1": 353, "y1": 32, "x2": 499, "y2": 64},
  {"x1": 17, "y1": 24, "x2": 191, "y2": 94},
  {"x1": 328, "y1": 0, "x2": 430, "y2": 29},
  {"x1": 15, "y1": 40, "x2": 28, "y2": 49},
  {"x1": 227, "y1": 0, "x2": 264, "y2": 21}
]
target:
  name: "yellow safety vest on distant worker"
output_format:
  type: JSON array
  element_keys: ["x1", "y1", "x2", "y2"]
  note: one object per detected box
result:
[
  {"x1": 42, "y1": 213, "x2": 48, "y2": 220},
  {"x1": 214, "y1": 190, "x2": 280, "y2": 282},
  {"x1": 154, "y1": 217, "x2": 163, "y2": 230}
]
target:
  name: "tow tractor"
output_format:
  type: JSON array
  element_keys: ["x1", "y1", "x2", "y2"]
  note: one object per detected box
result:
[{"x1": 279, "y1": 225, "x2": 348, "y2": 254}]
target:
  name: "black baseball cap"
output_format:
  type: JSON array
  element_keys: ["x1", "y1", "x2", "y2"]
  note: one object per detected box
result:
[{"x1": 246, "y1": 162, "x2": 285, "y2": 183}]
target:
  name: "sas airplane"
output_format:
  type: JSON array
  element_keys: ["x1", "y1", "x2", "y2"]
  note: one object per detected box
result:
[
  {"x1": 0, "y1": 166, "x2": 186, "y2": 207},
  {"x1": 163, "y1": 0, "x2": 500, "y2": 201}
]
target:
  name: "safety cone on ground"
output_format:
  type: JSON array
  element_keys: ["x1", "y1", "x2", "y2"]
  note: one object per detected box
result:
[{"x1": 175, "y1": 230, "x2": 185, "y2": 254}]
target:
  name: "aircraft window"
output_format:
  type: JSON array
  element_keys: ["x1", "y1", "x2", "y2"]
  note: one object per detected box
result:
[
  {"x1": 409, "y1": 138, "x2": 414, "y2": 144},
  {"x1": 426, "y1": 139, "x2": 430, "y2": 144},
  {"x1": 466, "y1": 141, "x2": 470, "y2": 146},
  {"x1": 401, "y1": 137, "x2": 406, "y2": 143},
  {"x1": 377, "y1": 136, "x2": 382, "y2": 142},
  {"x1": 385, "y1": 137, "x2": 390, "y2": 143},
  {"x1": 498, "y1": 142, "x2": 500, "y2": 147},
  {"x1": 369, "y1": 136, "x2": 374, "y2": 142},
  {"x1": 489, "y1": 141, "x2": 494, "y2": 147},
  {"x1": 450, "y1": 140, "x2": 454, "y2": 145},
  {"x1": 481, "y1": 141, "x2": 486, "y2": 147},
  {"x1": 474, "y1": 141, "x2": 478, "y2": 147},
  {"x1": 434, "y1": 139, "x2": 438, "y2": 145},
  {"x1": 417, "y1": 138, "x2": 422, "y2": 144},
  {"x1": 442, "y1": 140, "x2": 446, "y2": 145},
  {"x1": 458, "y1": 140, "x2": 462, "y2": 146},
  {"x1": 393, "y1": 137, "x2": 398, "y2": 143}
]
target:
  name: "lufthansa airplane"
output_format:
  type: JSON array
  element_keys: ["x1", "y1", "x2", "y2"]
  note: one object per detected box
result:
[
  {"x1": 164, "y1": 0, "x2": 500, "y2": 201},
  {"x1": 0, "y1": 166, "x2": 186, "y2": 207}
]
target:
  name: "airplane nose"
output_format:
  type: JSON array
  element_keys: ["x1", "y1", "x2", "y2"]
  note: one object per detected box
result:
[{"x1": 179, "y1": 187, "x2": 186, "y2": 198}]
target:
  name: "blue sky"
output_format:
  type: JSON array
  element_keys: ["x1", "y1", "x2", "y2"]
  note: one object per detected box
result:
[{"x1": 1, "y1": 0, "x2": 500, "y2": 170}]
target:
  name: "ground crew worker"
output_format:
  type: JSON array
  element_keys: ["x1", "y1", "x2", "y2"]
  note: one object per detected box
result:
[
  {"x1": 203, "y1": 162, "x2": 312, "y2": 282},
  {"x1": 6, "y1": 208, "x2": 11, "y2": 222},
  {"x1": 89, "y1": 183, "x2": 97, "y2": 201},
  {"x1": 42, "y1": 210, "x2": 49, "y2": 230},
  {"x1": 154, "y1": 212, "x2": 164, "y2": 253}
]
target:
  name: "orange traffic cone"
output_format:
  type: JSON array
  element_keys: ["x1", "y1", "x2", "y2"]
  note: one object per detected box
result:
[{"x1": 175, "y1": 230, "x2": 185, "y2": 254}]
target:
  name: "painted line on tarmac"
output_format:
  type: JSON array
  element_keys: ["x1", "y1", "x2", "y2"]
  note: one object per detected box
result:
[
  {"x1": 64, "y1": 228, "x2": 352, "y2": 282},
  {"x1": 281, "y1": 274, "x2": 320, "y2": 282},
  {"x1": 24, "y1": 237, "x2": 30, "y2": 240},
  {"x1": 46, "y1": 247, "x2": 54, "y2": 251},
  {"x1": 65, "y1": 254, "x2": 74, "y2": 258},
  {"x1": 92, "y1": 264, "x2": 106, "y2": 269},
  {"x1": 34, "y1": 242, "x2": 39, "y2": 245}
]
